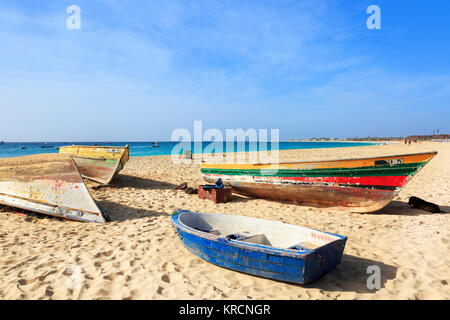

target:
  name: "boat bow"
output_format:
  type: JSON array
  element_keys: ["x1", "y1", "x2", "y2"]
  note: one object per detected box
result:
[{"x1": 0, "y1": 154, "x2": 108, "y2": 223}]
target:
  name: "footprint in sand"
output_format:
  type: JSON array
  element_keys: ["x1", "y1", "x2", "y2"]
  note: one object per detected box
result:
[
  {"x1": 103, "y1": 274, "x2": 115, "y2": 281},
  {"x1": 156, "y1": 286, "x2": 165, "y2": 295},
  {"x1": 45, "y1": 286, "x2": 54, "y2": 297},
  {"x1": 161, "y1": 274, "x2": 170, "y2": 283},
  {"x1": 96, "y1": 288, "x2": 109, "y2": 298},
  {"x1": 38, "y1": 270, "x2": 57, "y2": 282}
]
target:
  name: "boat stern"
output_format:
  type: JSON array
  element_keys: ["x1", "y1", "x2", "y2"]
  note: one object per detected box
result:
[{"x1": 303, "y1": 235, "x2": 347, "y2": 283}]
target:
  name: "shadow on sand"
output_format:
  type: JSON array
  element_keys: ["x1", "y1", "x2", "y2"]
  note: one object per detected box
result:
[
  {"x1": 96, "y1": 199, "x2": 169, "y2": 222},
  {"x1": 101, "y1": 174, "x2": 178, "y2": 191},
  {"x1": 304, "y1": 254, "x2": 398, "y2": 293},
  {"x1": 228, "y1": 194, "x2": 255, "y2": 204},
  {"x1": 371, "y1": 200, "x2": 448, "y2": 216},
  {"x1": 208, "y1": 253, "x2": 397, "y2": 293}
]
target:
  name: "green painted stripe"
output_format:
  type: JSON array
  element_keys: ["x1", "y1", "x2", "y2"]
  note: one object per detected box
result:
[{"x1": 201, "y1": 162, "x2": 426, "y2": 178}]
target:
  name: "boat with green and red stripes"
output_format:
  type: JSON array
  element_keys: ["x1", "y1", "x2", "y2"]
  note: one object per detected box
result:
[{"x1": 200, "y1": 151, "x2": 437, "y2": 213}]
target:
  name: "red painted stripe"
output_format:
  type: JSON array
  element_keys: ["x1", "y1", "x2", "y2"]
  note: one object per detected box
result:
[
  {"x1": 278, "y1": 175, "x2": 408, "y2": 187},
  {"x1": 203, "y1": 173, "x2": 409, "y2": 187}
]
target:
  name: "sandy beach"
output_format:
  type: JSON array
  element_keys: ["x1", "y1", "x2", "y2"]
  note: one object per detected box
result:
[{"x1": 0, "y1": 142, "x2": 448, "y2": 300}]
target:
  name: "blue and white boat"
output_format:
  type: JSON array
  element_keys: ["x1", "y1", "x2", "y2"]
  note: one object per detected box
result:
[{"x1": 171, "y1": 210, "x2": 347, "y2": 284}]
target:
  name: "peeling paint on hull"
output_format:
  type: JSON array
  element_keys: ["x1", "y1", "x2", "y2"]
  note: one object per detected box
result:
[
  {"x1": 0, "y1": 154, "x2": 108, "y2": 223},
  {"x1": 171, "y1": 210, "x2": 347, "y2": 284},
  {"x1": 201, "y1": 152, "x2": 437, "y2": 213},
  {"x1": 59, "y1": 145, "x2": 129, "y2": 184}
]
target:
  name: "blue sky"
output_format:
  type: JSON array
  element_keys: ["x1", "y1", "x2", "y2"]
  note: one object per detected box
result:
[{"x1": 0, "y1": 0, "x2": 449, "y2": 141}]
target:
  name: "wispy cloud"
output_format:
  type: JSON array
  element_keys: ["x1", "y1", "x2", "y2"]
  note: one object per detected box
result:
[{"x1": 0, "y1": 0, "x2": 448, "y2": 141}]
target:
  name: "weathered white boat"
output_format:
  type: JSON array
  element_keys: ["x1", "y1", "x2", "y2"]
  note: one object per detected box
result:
[
  {"x1": 0, "y1": 154, "x2": 109, "y2": 223},
  {"x1": 172, "y1": 210, "x2": 347, "y2": 284}
]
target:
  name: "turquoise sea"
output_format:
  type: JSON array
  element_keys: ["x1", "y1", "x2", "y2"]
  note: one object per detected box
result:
[{"x1": 0, "y1": 141, "x2": 377, "y2": 159}]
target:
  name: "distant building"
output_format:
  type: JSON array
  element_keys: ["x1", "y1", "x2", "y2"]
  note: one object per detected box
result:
[{"x1": 407, "y1": 134, "x2": 450, "y2": 141}]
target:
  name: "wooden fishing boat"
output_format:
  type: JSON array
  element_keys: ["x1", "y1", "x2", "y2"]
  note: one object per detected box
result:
[
  {"x1": 201, "y1": 151, "x2": 437, "y2": 213},
  {"x1": 171, "y1": 210, "x2": 347, "y2": 284},
  {"x1": 59, "y1": 145, "x2": 129, "y2": 184},
  {"x1": 0, "y1": 154, "x2": 109, "y2": 223}
]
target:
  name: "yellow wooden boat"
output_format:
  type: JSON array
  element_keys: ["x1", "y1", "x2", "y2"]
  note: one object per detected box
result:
[
  {"x1": 59, "y1": 145, "x2": 129, "y2": 184},
  {"x1": 0, "y1": 154, "x2": 108, "y2": 223}
]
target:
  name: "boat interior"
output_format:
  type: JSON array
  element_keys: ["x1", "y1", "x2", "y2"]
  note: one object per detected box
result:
[{"x1": 178, "y1": 211, "x2": 342, "y2": 251}]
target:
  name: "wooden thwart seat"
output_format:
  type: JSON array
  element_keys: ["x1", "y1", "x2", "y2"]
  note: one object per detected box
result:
[{"x1": 226, "y1": 233, "x2": 272, "y2": 246}]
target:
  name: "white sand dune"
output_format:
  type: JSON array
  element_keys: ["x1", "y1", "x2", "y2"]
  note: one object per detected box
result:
[{"x1": 0, "y1": 142, "x2": 448, "y2": 299}]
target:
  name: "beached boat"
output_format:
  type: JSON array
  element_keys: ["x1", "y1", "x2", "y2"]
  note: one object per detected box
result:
[
  {"x1": 201, "y1": 151, "x2": 437, "y2": 213},
  {"x1": 171, "y1": 210, "x2": 347, "y2": 284},
  {"x1": 0, "y1": 154, "x2": 109, "y2": 223},
  {"x1": 59, "y1": 145, "x2": 129, "y2": 184}
]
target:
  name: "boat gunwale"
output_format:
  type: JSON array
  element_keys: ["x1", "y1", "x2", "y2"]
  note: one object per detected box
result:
[
  {"x1": 60, "y1": 145, "x2": 129, "y2": 150},
  {"x1": 201, "y1": 151, "x2": 438, "y2": 167},
  {"x1": 201, "y1": 162, "x2": 427, "y2": 177},
  {"x1": 0, "y1": 192, "x2": 105, "y2": 223},
  {"x1": 171, "y1": 210, "x2": 346, "y2": 258},
  {"x1": 0, "y1": 192, "x2": 103, "y2": 215}
]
